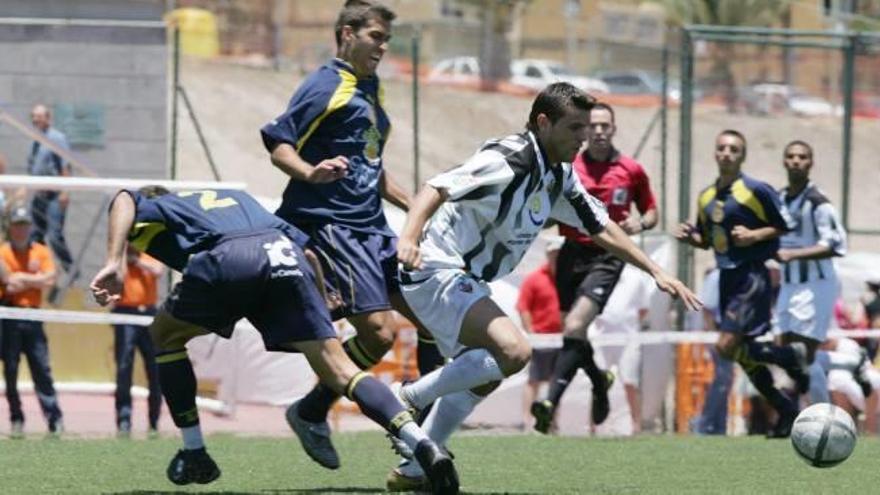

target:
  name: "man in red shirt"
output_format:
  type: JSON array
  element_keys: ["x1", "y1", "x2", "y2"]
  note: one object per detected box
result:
[
  {"x1": 517, "y1": 238, "x2": 563, "y2": 430},
  {"x1": 532, "y1": 102, "x2": 658, "y2": 434}
]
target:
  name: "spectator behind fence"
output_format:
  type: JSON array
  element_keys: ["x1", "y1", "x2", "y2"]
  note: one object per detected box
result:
[
  {"x1": 0, "y1": 205, "x2": 63, "y2": 437},
  {"x1": 27, "y1": 104, "x2": 74, "y2": 276},
  {"x1": 112, "y1": 245, "x2": 164, "y2": 437},
  {"x1": 517, "y1": 237, "x2": 563, "y2": 432}
]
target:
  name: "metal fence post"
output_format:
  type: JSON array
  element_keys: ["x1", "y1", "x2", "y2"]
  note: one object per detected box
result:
[
  {"x1": 676, "y1": 28, "x2": 694, "y2": 330},
  {"x1": 171, "y1": 26, "x2": 180, "y2": 181},
  {"x1": 660, "y1": 42, "x2": 669, "y2": 232},
  {"x1": 841, "y1": 34, "x2": 855, "y2": 230},
  {"x1": 412, "y1": 30, "x2": 421, "y2": 192}
]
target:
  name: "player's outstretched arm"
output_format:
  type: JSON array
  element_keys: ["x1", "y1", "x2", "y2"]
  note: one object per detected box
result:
[
  {"x1": 593, "y1": 222, "x2": 703, "y2": 311},
  {"x1": 398, "y1": 184, "x2": 448, "y2": 270},
  {"x1": 90, "y1": 191, "x2": 135, "y2": 306}
]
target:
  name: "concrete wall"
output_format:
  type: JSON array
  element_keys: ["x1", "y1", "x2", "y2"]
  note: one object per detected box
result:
[
  {"x1": 0, "y1": 18, "x2": 168, "y2": 297},
  {"x1": 0, "y1": 0, "x2": 166, "y2": 21}
]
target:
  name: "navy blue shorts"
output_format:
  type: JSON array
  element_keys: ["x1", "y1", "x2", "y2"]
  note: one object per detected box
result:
[
  {"x1": 164, "y1": 230, "x2": 337, "y2": 352},
  {"x1": 719, "y1": 261, "x2": 773, "y2": 338},
  {"x1": 297, "y1": 223, "x2": 398, "y2": 320}
]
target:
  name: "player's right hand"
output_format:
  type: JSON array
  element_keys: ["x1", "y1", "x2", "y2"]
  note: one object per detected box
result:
[
  {"x1": 308, "y1": 156, "x2": 349, "y2": 183},
  {"x1": 89, "y1": 262, "x2": 125, "y2": 306},
  {"x1": 397, "y1": 238, "x2": 423, "y2": 271}
]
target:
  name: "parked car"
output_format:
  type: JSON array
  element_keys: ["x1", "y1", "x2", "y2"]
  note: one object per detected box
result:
[
  {"x1": 426, "y1": 56, "x2": 480, "y2": 86},
  {"x1": 593, "y1": 69, "x2": 684, "y2": 101},
  {"x1": 854, "y1": 92, "x2": 880, "y2": 119},
  {"x1": 510, "y1": 58, "x2": 608, "y2": 95},
  {"x1": 740, "y1": 82, "x2": 839, "y2": 117}
]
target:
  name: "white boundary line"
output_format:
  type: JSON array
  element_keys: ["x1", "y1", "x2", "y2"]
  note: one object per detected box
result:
[
  {"x1": 0, "y1": 175, "x2": 247, "y2": 192},
  {"x1": 1, "y1": 306, "x2": 877, "y2": 348}
]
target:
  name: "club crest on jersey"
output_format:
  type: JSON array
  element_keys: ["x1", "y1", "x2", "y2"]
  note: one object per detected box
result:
[
  {"x1": 363, "y1": 125, "x2": 381, "y2": 164},
  {"x1": 457, "y1": 279, "x2": 474, "y2": 293},
  {"x1": 527, "y1": 195, "x2": 546, "y2": 226},
  {"x1": 711, "y1": 200, "x2": 725, "y2": 223},
  {"x1": 611, "y1": 187, "x2": 628, "y2": 206}
]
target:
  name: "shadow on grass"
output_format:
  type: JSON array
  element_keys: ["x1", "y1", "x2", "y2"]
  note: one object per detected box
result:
[{"x1": 109, "y1": 490, "x2": 537, "y2": 495}]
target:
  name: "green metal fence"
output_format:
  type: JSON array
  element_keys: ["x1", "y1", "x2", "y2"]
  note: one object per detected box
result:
[{"x1": 676, "y1": 25, "x2": 880, "y2": 291}]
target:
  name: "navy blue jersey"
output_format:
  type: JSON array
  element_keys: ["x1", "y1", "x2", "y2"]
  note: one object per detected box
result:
[
  {"x1": 125, "y1": 189, "x2": 308, "y2": 272},
  {"x1": 695, "y1": 173, "x2": 792, "y2": 269},
  {"x1": 260, "y1": 58, "x2": 392, "y2": 235}
]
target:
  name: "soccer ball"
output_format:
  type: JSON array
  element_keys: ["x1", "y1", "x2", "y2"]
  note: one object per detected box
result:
[{"x1": 790, "y1": 403, "x2": 857, "y2": 468}]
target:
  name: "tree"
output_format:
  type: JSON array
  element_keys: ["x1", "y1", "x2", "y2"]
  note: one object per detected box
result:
[
  {"x1": 650, "y1": 0, "x2": 793, "y2": 111},
  {"x1": 457, "y1": 0, "x2": 530, "y2": 89}
]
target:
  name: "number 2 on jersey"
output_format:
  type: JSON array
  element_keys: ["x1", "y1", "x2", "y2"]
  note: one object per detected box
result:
[{"x1": 178, "y1": 190, "x2": 238, "y2": 211}]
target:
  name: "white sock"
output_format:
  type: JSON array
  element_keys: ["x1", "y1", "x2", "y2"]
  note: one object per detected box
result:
[
  {"x1": 403, "y1": 348, "x2": 503, "y2": 410},
  {"x1": 399, "y1": 390, "x2": 484, "y2": 478},
  {"x1": 181, "y1": 425, "x2": 204, "y2": 450},
  {"x1": 425, "y1": 390, "x2": 483, "y2": 446},
  {"x1": 397, "y1": 421, "x2": 429, "y2": 455}
]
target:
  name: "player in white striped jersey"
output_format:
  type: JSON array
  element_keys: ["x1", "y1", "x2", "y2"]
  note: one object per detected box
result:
[
  {"x1": 775, "y1": 140, "x2": 848, "y2": 403},
  {"x1": 385, "y1": 83, "x2": 702, "y2": 491}
]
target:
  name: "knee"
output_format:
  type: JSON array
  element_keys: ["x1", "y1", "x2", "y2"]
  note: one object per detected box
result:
[
  {"x1": 472, "y1": 380, "x2": 501, "y2": 396},
  {"x1": 715, "y1": 340, "x2": 736, "y2": 360},
  {"x1": 356, "y1": 317, "x2": 396, "y2": 354},
  {"x1": 563, "y1": 314, "x2": 587, "y2": 336},
  {"x1": 497, "y1": 342, "x2": 531, "y2": 377}
]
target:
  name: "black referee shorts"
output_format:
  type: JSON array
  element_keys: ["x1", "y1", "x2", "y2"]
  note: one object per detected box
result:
[{"x1": 555, "y1": 240, "x2": 625, "y2": 312}]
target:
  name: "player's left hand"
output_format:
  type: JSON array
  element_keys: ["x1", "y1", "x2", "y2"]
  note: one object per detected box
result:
[
  {"x1": 730, "y1": 225, "x2": 756, "y2": 247},
  {"x1": 618, "y1": 217, "x2": 642, "y2": 235},
  {"x1": 90, "y1": 262, "x2": 125, "y2": 306},
  {"x1": 653, "y1": 271, "x2": 703, "y2": 312}
]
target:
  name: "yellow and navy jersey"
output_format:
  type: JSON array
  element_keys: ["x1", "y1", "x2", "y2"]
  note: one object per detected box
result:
[
  {"x1": 125, "y1": 189, "x2": 308, "y2": 272},
  {"x1": 695, "y1": 173, "x2": 792, "y2": 269},
  {"x1": 260, "y1": 58, "x2": 392, "y2": 235}
]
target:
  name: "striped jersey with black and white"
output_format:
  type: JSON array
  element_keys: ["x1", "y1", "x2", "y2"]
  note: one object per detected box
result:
[
  {"x1": 418, "y1": 131, "x2": 609, "y2": 282},
  {"x1": 778, "y1": 182, "x2": 847, "y2": 284}
]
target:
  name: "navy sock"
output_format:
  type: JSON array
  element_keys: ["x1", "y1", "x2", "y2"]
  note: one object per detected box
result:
[
  {"x1": 745, "y1": 365, "x2": 797, "y2": 414},
  {"x1": 156, "y1": 350, "x2": 199, "y2": 428},
  {"x1": 346, "y1": 372, "x2": 412, "y2": 434},
  {"x1": 745, "y1": 342, "x2": 798, "y2": 369},
  {"x1": 297, "y1": 336, "x2": 383, "y2": 423},
  {"x1": 546, "y1": 338, "x2": 586, "y2": 407}
]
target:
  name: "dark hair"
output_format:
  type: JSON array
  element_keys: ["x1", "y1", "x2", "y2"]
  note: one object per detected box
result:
[
  {"x1": 138, "y1": 185, "x2": 171, "y2": 198},
  {"x1": 590, "y1": 101, "x2": 615, "y2": 123},
  {"x1": 784, "y1": 139, "x2": 813, "y2": 160},
  {"x1": 335, "y1": 1, "x2": 396, "y2": 46},
  {"x1": 718, "y1": 129, "x2": 747, "y2": 159},
  {"x1": 526, "y1": 83, "x2": 596, "y2": 131}
]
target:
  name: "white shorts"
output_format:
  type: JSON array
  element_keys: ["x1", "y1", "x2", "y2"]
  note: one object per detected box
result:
[
  {"x1": 775, "y1": 279, "x2": 837, "y2": 342},
  {"x1": 400, "y1": 268, "x2": 491, "y2": 359},
  {"x1": 828, "y1": 367, "x2": 880, "y2": 412}
]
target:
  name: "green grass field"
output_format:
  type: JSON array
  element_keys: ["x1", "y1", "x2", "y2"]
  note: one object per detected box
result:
[{"x1": 3, "y1": 432, "x2": 878, "y2": 494}]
